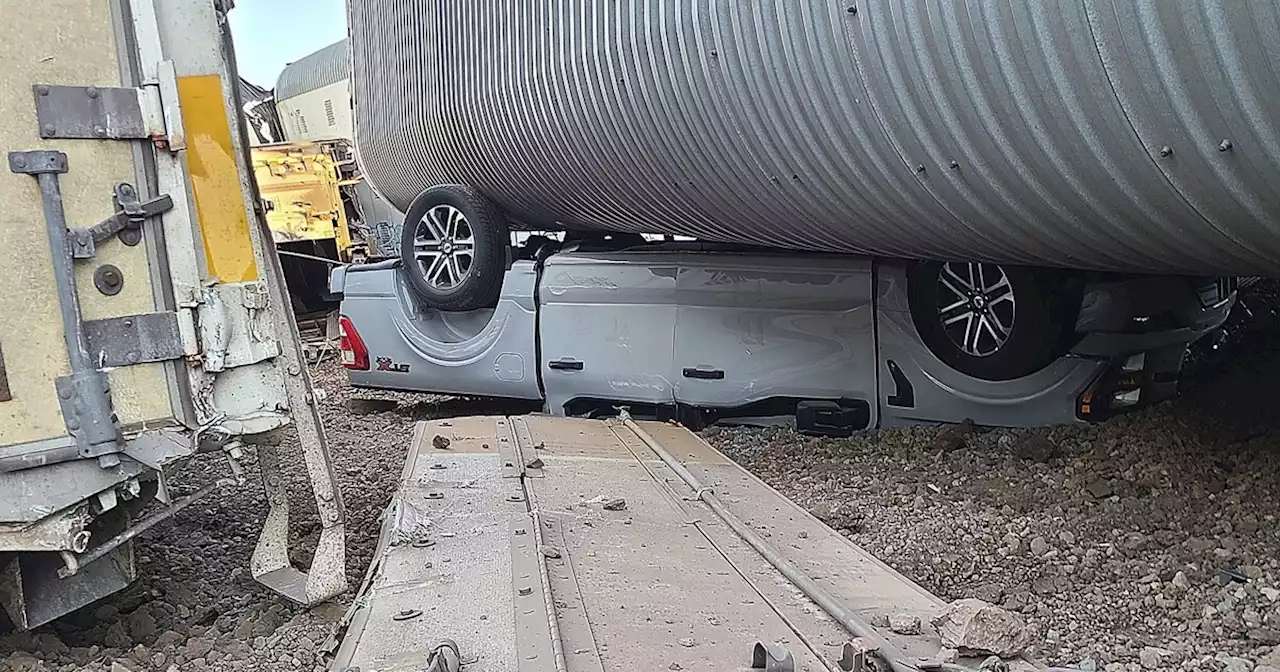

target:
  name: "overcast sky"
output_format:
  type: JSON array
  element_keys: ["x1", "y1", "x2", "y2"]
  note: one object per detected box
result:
[{"x1": 227, "y1": 0, "x2": 347, "y2": 88}]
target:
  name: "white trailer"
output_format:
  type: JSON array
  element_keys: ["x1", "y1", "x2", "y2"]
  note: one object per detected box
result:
[{"x1": 0, "y1": 0, "x2": 345, "y2": 629}]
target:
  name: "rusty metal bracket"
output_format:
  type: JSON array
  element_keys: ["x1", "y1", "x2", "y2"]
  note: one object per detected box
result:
[{"x1": 69, "y1": 184, "x2": 173, "y2": 258}]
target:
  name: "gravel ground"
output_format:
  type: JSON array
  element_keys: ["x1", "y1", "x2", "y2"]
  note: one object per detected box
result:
[
  {"x1": 1, "y1": 282, "x2": 1277, "y2": 672},
  {"x1": 706, "y1": 283, "x2": 1280, "y2": 671}
]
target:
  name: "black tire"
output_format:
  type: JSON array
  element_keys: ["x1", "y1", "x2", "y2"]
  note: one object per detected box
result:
[
  {"x1": 907, "y1": 261, "x2": 1079, "y2": 381},
  {"x1": 400, "y1": 185, "x2": 509, "y2": 311}
]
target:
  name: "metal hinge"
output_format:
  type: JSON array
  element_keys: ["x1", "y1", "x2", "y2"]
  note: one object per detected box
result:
[{"x1": 33, "y1": 60, "x2": 184, "y2": 151}]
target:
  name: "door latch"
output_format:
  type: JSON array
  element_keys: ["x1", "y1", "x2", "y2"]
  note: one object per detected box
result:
[{"x1": 68, "y1": 183, "x2": 174, "y2": 258}]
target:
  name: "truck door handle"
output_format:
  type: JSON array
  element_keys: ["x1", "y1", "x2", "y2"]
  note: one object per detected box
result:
[
  {"x1": 549, "y1": 359, "x2": 584, "y2": 371},
  {"x1": 682, "y1": 367, "x2": 725, "y2": 380}
]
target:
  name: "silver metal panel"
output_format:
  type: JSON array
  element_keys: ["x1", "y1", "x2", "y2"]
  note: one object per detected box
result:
[
  {"x1": 343, "y1": 262, "x2": 542, "y2": 400},
  {"x1": 1083, "y1": 0, "x2": 1280, "y2": 267},
  {"x1": 33, "y1": 84, "x2": 149, "y2": 139},
  {"x1": 350, "y1": 0, "x2": 1280, "y2": 276},
  {"x1": 275, "y1": 39, "x2": 348, "y2": 102},
  {"x1": 538, "y1": 253, "x2": 680, "y2": 414},
  {"x1": 0, "y1": 457, "x2": 147, "y2": 524},
  {"x1": 332, "y1": 422, "x2": 520, "y2": 672},
  {"x1": 83, "y1": 312, "x2": 184, "y2": 367},
  {"x1": 672, "y1": 254, "x2": 877, "y2": 416},
  {"x1": 637, "y1": 420, "x2": 957, "y2": 664},
  {"x1": 519, "y1": 416, "x2": 835, "y2": 672}
]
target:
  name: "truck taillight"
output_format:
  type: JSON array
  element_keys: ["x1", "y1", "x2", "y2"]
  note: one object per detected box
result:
[{"x1": 338, "y1": 316, "x2": 369, "y2": 371}]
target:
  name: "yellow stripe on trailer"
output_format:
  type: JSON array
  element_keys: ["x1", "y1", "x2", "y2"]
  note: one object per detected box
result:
[{"x1": 177, "y1": 74, "x2": 259, "y2": 283}]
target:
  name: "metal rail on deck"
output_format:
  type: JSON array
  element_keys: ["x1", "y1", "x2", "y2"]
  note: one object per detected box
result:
[{"x1": 618, "y1": 412, "x2": 923, "y2": 672}]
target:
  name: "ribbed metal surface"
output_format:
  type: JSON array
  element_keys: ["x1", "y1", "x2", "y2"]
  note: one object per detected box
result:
[
  {"x1": 349, "y1": 0, "x2": 1280, "y2": 276},
  {"x1": 275, "y1": 39, "x2": 349, "y2": 102}
]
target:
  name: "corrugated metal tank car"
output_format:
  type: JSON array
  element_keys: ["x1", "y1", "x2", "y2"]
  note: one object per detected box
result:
[{"x1": 348, "y1": 0, "x2": 1280, "y2": 312}]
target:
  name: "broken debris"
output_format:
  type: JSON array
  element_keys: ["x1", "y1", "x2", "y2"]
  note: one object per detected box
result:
[
  {"x1": 888, "y1": 614, "x2": 922, "y2": 635},
  {"x1": 345, "y1": 397, "x2": 398, "y2": 415},
  {"x1": 603, "y1": 498, "x2": 627, "y2": 511},
  {"x1": 1138, "y1": 646, "x2": 1178, "y2": 670},
  {"x1": 977, "y1": 656, "x2": 1009, "y2": 672},
  {"x1": 931, "y1": 598, "x2": 1031, "y2": 658},
  {"x1": 932, "y1": 418, "x2": 975, "y2": 452},
  {"x1": 1084, "y1": 480, "x2": 1114, "y2": 499}
]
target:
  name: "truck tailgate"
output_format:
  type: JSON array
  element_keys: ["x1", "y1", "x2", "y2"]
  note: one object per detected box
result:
[{"x1": 332, "y1": 415, "x2": 1037, "y2": 671}]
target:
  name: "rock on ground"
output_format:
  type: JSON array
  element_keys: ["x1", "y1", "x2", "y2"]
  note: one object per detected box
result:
[{"x1": 932, "y1": 599, "x2": 1031, "y2": 658}]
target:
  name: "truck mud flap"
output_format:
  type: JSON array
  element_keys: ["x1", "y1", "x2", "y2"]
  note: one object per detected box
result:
[{"x1": 330, "y1": 415, "x2": 1039, "y2": 671}]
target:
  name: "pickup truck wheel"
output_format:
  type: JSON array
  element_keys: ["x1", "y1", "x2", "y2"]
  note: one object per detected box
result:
[
  {"x1": 400, "y1": 185, "x2": 509, "y2": 311},
  {"x1": 908, "y1": 261, "x2": 1077, "y2": 381}
]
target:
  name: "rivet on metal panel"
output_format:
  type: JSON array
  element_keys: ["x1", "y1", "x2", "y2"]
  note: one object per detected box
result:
[
  {"x1": 1218, "y1": 139, "x2": 1234, "y2": 152},
  {"x1": 11, "y1": 156, "x2": 24, "y2": 169},
  {"x1": 86, "y1": 87, "x2": 99, "y2": 99},
  {"x1": 392, "y1": 609, "x2": 422, "y2": 621},
  {"x1": 429, "y1": 463, "x2": 447, "y2": 470},
  {"x1": 426, "y1": 492, "x2": 444, "y2": 500},
  {"x1": 1160, "y1": 146, "x2": 1174, "y2": 158},
  {"x1": 518, "y1": 586, "x2": 533, "y2": 596},
  {"x1": 949, "y1": 161, "x2": 960, "y2": 170},
  {"x1": 36, "y1": 85, "x2": 49, "y2": 96},
  {"x1": 710, "y1": 50, "x2": 718, "y2": 58},
  {"x1": 915, "y1": 164, "x2": 927, "y2": 174},
  {"x1": 411, "y1": 538, "x2": 436, "y2": 548},
  {"x1": 94, "y1": 126, "x2": 107, "y2": 138},
  {"x1": 507, "y1": 494, "x2": 524, "y2": 502},
  {"x1": 41, "y1": 124, "x2": 56, "y2": 136},
  {"x1": 847, "y1": 5, "x2": 857, "y2": 14},
  {"x1": 515, "y1": 529, "x2": 527, "y2": 535}
]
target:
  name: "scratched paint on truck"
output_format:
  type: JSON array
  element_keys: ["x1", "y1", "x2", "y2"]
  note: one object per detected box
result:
[{"x1": 0, "y1": 0, "x2": 172, "y2": 447}]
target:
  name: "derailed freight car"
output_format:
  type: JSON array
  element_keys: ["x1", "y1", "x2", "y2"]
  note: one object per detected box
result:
[{"x1": 349, "y1": 0, "x2": 1280, "y2": 281}]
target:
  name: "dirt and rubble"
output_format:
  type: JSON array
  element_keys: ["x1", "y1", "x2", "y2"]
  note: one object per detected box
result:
[
  {"x1": 706, "y1": 282, "x2": 1280, "y2": 671},
  {"x1": 1, "y1": 282, "x2": 1278, "y2": 672}
]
